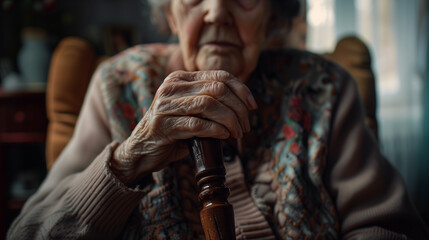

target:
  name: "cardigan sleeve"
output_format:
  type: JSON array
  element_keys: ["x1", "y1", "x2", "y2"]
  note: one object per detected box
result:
[
  {"x1": 325, "y1": 73, "x2": 429, "y2": 239},
  {"x1": 7, "y1": 63, "x2": 151, "y2": 240}
]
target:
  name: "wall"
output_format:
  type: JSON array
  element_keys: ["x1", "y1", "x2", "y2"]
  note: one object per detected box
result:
[
  {"x1": 55, "y1": 0, "x2": 170, "y2": 54},
  {"x1": 0, "y1": 0, "x2": 170, "y2": 83}
]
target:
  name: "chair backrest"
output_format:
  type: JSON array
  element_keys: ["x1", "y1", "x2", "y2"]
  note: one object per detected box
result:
[
  {"x1": 325, "y1": 36, "x2": 378, "y2": 139},
  {"x1": 46, "y1": 37, "x2": 106, "y2": 169}
]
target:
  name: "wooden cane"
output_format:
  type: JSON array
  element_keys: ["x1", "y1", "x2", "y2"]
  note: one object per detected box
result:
[{"x1": 188, "y1": 137, "x2": 236, "y2": 240}]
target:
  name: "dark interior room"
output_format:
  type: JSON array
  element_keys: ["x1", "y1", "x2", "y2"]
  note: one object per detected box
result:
[{"x1": 1, "y1": 0, "x2": 428, "y2": 239}]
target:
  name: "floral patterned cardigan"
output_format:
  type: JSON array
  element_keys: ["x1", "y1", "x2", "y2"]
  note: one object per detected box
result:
[{"x1": 8, "y1": 44, "x2": 429, "y2": 239}]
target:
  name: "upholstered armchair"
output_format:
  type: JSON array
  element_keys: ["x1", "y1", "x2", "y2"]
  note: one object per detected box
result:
[
  {"x1": 46, "y1": 37, "x2": 107, "y2": 169},
  {"x1": 324, "y1": 36, "x2": 378, "y2": 139}
]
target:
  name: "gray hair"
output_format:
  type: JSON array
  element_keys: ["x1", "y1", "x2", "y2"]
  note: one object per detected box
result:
[{"x1": 147, "y1": 0, "x2": 301, "y2": 35}]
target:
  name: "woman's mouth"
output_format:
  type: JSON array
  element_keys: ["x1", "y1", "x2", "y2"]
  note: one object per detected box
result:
[
  {"x1": 205, "y1": 41, "x2": 238, "y2": 47},
  {"x1": 200, "y1": 41, "x2": 241, "y2": 53}
]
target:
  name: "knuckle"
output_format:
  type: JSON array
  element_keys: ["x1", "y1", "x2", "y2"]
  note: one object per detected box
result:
[
  {"x1": 164, "y1": 73, "x2": 175, "y2": 84},
  {"x1": 156, "y1": 82, "x2": 172, "y2": 96},
  {"x1": 195, "y1": 95, "x2": 215, "y2": 111},
  {"x1": 208, "y1": 81, "x2": 228, "y2": 98},
  {"x1": 166, "y1": 70, "x2": 187, "y2": 82},
  {"x1": 186, "y1": 117, "x2": 205, "y2": 132},
  {"x1": 196, "y1": 70, "x2": 233, "y2": 82},
  {"x1": 153, "y1": 97, "x2": 169, "y2": 112},
  {"x1": 214, "y1": 70, "x2": 232, "y2": 81},
  {"x1": 157, "y1": 81, "x2": 181, "y2": 97}
]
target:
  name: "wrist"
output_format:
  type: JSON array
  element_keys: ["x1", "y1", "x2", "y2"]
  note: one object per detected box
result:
[{"x1": 110, "y1": 144, "x2": 137, "y2": 186}]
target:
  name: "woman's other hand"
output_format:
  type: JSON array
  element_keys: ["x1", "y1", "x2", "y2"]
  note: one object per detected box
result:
[{"x1": 111, "y1": 70, "x2": 257, "y2": 185}]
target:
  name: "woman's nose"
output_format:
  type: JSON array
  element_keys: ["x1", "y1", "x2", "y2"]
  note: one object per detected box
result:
[{"x1": 203, "y1": 0, "x2": 233, "y2": 25}]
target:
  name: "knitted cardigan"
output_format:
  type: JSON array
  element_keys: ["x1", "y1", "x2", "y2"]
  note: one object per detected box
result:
[{"x1": 8, "y1": 44, "x2": 429, "y2": 240}]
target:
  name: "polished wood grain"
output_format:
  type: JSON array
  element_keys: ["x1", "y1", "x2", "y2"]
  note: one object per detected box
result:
[{"x1": 188, "y1": 138, "x2": 236, "y2": 240}]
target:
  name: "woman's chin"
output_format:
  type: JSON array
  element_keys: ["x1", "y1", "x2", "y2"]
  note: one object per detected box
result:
[{"x1": 197, "y1": 57, "x2": 241, "y2": 75}]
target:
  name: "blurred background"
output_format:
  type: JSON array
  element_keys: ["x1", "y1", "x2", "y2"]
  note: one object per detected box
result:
[
  {"x1": 305, "y1": 0, "x2": 429, "y2": 222},
  {"x1": 0, "y1": 0, "x2": 428, "y2": 237}
]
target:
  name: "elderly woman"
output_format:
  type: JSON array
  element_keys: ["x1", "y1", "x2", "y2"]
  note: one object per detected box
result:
[{"x1": 8, "y1": 0, "x2": 429, "y2": 239}]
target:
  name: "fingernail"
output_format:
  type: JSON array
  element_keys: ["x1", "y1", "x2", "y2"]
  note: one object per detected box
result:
[{"x1": 247, "y1": 95, "x2": 258, "y2": 110}]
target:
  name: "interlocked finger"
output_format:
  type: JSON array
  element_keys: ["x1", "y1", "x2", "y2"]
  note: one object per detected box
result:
[
  {"x1": 197, "y1": 80, "x2": 250, "y2": 133},
  {"x1": 160, "y1": 116, "x2": 231, "y2": 140},
  {"x1": 164, "y1": 70, "x2": 257, "y2": 111},
  {"x1": 154, "y1": 95, "x2": 243, "y2": 138},
  {"x1": 192, "y1": 71, "x2": 258, "y2": 110}
]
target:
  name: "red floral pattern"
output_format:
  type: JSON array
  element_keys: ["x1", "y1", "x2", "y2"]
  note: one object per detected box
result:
[
  {"x1": 100, "y1": 45, "x2": 344, "y2": 239},
  {"x1": 290, "y1": 142, "x2": 300, "y2": 154},
  {"x1": 120, "y1": 103, "x2": 136, "y2": 119},
  {"x1": 288, "y1": 96, "x2": 303, "y2": 122},
  {"x1": 282, "y1": 124, "x2": 295, "y2": 139}
]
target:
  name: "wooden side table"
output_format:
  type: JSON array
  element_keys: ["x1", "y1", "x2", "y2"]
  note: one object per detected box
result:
[{"x1": 0, "y1": 89, "x2": 48, "y2": 239}]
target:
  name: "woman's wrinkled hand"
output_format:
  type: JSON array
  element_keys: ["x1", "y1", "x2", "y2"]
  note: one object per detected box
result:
[{"x1": 111, "y1": 70, "x2": 258, "y2": 186}]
